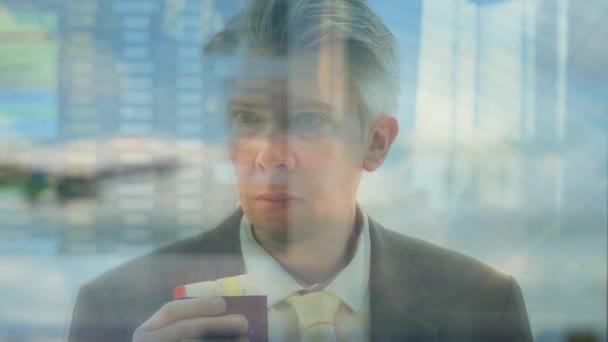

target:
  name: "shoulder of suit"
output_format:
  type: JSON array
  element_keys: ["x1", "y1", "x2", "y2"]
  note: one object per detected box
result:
[
  {"x1": 370, "y1": 218, "x2": 516, "y2": 304},
  {"x1": 80, "y1": 209, "x2": 243, "y2": 293}
]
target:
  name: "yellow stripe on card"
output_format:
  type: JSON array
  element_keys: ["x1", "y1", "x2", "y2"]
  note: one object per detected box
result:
[{"x1": 223, "y1": 276, "x2": 240, "y2": 296}]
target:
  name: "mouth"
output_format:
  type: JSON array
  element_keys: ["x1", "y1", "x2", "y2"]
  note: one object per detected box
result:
[{"x1": 254, "y1": 193, "x2": 302, "y2": 209}]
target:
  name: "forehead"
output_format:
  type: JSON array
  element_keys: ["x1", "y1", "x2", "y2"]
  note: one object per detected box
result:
[{"x1": 220, "y1": 45, "x2": 350, "y2": 107}]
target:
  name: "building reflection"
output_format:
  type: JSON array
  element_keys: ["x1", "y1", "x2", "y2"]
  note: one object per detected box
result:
[{"x1": 0, "y1": 0, "x2": 605, "y2": 341}]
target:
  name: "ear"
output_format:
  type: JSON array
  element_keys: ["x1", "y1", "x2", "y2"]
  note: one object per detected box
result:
[{"x1": 363, "y1": 114, "x2": 399, "y2": 172}]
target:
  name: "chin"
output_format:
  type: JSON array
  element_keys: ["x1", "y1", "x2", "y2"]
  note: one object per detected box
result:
[
  {"x1": 248, "y1": 211, "x2": 296, "y2": 230},
  {"x1": 247, "y1": 210, "x2": 319, "y2": 239}
]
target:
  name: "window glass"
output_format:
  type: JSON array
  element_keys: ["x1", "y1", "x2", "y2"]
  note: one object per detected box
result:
[{"x1": 0, "y1": 0, "x2": 605, "y2": 341}]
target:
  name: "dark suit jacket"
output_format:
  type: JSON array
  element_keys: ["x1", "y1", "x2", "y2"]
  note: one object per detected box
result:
[{"x1": 69, "y1": 209, "x2": 533, "y2": 341}]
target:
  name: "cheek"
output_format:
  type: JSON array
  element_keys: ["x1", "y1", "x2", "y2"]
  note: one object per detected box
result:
[
  {"x1": 228, "y1": 140, "x2": 250, "y2": 162},
  {"x1": 228, "y1": 141, "x2": 255, "y2": 183},
  {"x1": 299, "y1": 141, "x2": 361, "y2": 188}
]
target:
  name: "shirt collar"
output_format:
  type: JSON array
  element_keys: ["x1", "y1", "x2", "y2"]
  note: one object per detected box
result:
[{"x1": 239, "y1": 206, "x2": 371, "y2": 312}]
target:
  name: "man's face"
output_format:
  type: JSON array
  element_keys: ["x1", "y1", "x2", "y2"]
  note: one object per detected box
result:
[{"x1": 226, "y1": 47, "x2": 368, "y2": 239}]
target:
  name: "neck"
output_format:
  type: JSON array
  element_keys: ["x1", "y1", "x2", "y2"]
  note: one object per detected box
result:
[{"x1": 252, "y1": 206, "x2": 360, "y2": 285}]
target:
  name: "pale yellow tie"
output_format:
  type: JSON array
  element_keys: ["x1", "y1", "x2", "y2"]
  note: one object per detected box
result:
[{"x1": 286, "y1": 291, "x2": 341, "y2": 342}]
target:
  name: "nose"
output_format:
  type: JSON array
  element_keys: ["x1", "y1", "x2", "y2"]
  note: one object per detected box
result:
[{"x1": 255, "y1": 133, "x2": 296, "y2": 171}]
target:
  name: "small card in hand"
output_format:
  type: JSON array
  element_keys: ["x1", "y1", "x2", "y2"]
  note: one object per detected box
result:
[{"x1": 223, "y1": 295, "x2": 268, "y2": 342}]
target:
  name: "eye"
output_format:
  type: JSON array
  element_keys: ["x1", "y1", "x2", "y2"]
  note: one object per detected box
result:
[
  {"x1": 233, "y1": 110, "x2": 264, "y2": 124},
  {"x1": 290, "y1": 111, "x2": 325, "y2": 129}
]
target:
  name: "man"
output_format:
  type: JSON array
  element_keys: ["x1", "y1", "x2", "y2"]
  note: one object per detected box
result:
[{"x1": 69, "y1": 0, "x2": 533, "y2": 341}]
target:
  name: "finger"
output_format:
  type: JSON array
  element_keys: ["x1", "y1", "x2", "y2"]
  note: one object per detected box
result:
[
  {"x1": 139, "y1": 297, "x2": 227, "y2": 331},
  {"x1": 180, "y1": 337, "x2": 250, "y2": 342},
  {"x1": 136, "y1": 314, "x2": 248, "y2": 342}
]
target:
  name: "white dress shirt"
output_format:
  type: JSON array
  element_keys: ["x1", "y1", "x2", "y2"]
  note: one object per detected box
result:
[{"x1": 239, "y1": 207, "x2": 371, "y2": 342}]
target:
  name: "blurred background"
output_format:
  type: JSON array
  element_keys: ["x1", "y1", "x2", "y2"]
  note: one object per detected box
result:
[{"x1": 0, "y1": 0, "x2": 606, "y2": 341}]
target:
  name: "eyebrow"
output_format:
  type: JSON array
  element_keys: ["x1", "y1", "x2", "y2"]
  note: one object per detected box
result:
[
  {"x1": 229, "y1": 99, "x2": 266, "y2": 109},
  {"x1": 228, "y1": 93, "x2": 273, "y2": 108},
  {"x1": 229, "y1": 96, "x2": 335, "y2": 111},
  {"x1": 289, "y1": 99, "x2": 335, "y2": 111}
]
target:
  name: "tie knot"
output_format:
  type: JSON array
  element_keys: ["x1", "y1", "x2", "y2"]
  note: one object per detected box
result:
[{"x1": 286, "y1": 291, "x2": 341, "y2": 333}]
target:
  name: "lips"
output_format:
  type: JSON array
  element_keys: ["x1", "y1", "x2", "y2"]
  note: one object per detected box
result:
[
  {"x1": 255, "y1": 193, "x2": 300, "y2": 201},
  {"x1": 254, "y1": 193, "x2": 302, "y2": 209}
]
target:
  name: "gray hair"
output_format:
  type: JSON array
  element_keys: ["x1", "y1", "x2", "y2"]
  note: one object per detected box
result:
[{"x1": 204, "y1": 0, "x2": 400, "y2": 129}]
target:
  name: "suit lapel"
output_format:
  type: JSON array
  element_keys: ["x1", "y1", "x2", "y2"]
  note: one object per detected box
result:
[
  {"x1": 368, "y1": 217, "x2": 438, "y2": 341},
  {"x1": 171, "y1": 208, "x2": 247, "y2": 288},
  {"x1": 182, "y1": 210, "x2": 438, "y2": 340},
  {"x1": 199, "y1": 208, "x2": 247, "y2": 279}
]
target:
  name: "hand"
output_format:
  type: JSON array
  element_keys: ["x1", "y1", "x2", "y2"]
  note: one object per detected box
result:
[{"x1": 132, "y1": 297, "x2": 249, "y2": 342}]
